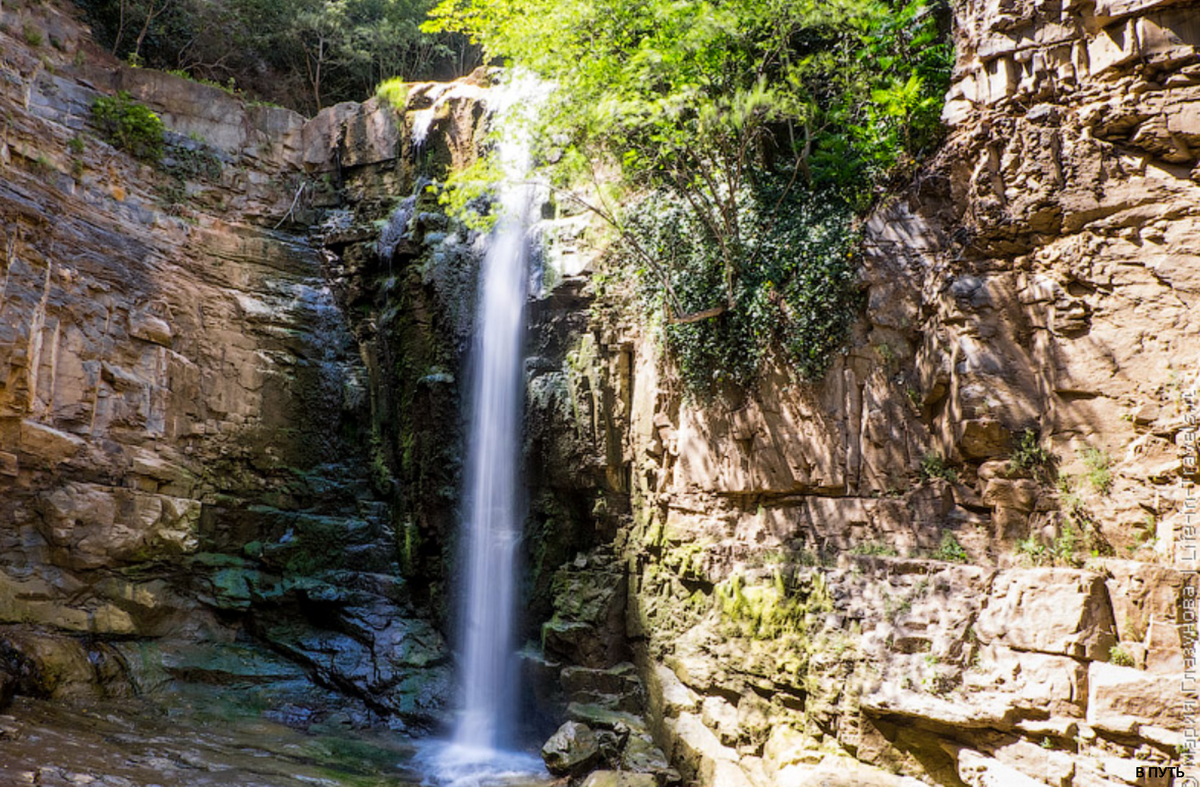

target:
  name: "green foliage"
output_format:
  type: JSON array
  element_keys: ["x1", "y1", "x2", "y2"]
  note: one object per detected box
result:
[
  {"x1": 166, "y1": 142, "x2": 223, "y2": 181},
  {"x1": 426, "y1": 0, "x2": 950, "y2": 206},
  {"x1": 91, "y1": 91, "x2": 165, "y2": 161},
  {"x1": 1081, "y1": 447, "x2": 1112, "y2": 495},
  {"x1": 24, "y1": 24, "x2": 44, "y2": 47},
  {"x1": 73, "y1": 0, "x2": 473, "y2": 112},
  {"x1": 376, "y1": 77, "x2": 411, "y2": 109},
  {"x1": 433, "y1": 154, "x2": 505, "y2": 231},
  {"x1": 625, "y1": 186, "x2": 859, "y2": 395},
  {"x1": 850, "y1": 541, "x2": 899, "y2": 557},
  {"x1": 1016, "y1": 536, "x2": 1047, "y2": 566},
  {"x1": 426, "y1": 0, "x2": 949, "y2": 393},
  {"x1": 932, "y1": 531, "x2": 967, "y2": 563},
  {"x1": 1017, "y1": 525, "x2": 1080, "y2": 567},
  {"x1": 67, "y1": 135, "x2": 86, "y2": 155},
  {"x1": 919, "y1": 451, "x2": 957, "y2": 482},
  {"x1": 1108, "y1": 644, "x2": 1134, "y2": 667},
  {"x1": 1008, "y1": 428, "x2": 1051, "y2": 475}
]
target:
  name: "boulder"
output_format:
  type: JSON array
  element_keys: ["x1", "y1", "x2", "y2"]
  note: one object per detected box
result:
[
  {"x1": 541, "y1": 721, "x2": 600, "y2": 776},
  {"x1": 1087, "y1": 662, "x2": 1186, "y2": 740},
  {"x1": 580, "y1": 772, "x2": 657, "y2": 787},
  {"x1": 975, "y1": 569, "x2": 1117, "y2": 660},
  {"x1": 954, "y1": 749, "x2": 1051, "y2": 787}
]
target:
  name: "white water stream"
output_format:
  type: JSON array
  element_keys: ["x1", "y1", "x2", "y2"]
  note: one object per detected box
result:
[{"x1": 419, "y1": 78, "x2": 549, "y2": 787}]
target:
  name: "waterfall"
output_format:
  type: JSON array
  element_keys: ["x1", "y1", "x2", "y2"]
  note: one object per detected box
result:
[
  {"x1": 418, "y1": 76, "x2": 549, "y2": 787},
  {"x1": 453, "y1": 156, "x2": 532, "y2": 752}
]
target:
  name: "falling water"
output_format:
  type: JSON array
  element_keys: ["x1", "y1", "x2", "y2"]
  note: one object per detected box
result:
[
  {"x1": 418, "y1": 77, "x2": 549, "y2": 787},
  {"x1": 454, "y1": 159, "x2": 533, "y2": 753}
]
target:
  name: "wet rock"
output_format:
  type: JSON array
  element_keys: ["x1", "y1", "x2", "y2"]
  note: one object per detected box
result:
[
  {"x1": 619, "y1": 733, "x2": 672, "y2": 774},
  {"x1": 541, "y1": 559, "x2": 629, "y2": 668},
  {"x1": 566, "y1": 702, "x2": 649, "y2": 736},
  {"x1": 541, "y1": 721, "x2": 600, "y2": 776}
]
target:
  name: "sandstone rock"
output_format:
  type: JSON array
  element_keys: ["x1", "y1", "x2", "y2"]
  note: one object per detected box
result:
[
  {"x1": 18, "y1": 420, "x2": 84, "y2": 467},
  {"x1": 963, "y1": 646, "x2": 1088, "y2": 718},
  {"x1": 981, "y1": 478, "x2": 1040, "y2": 512},
  {"x1": 128, "y1": 312, "x2": 172, "y2": 346},
  {"x1": 987, "y1": 738, "x2": 1076, "y2": 787},
  {"x1": 959, "y1": 419, "x2": 1010, "y2": 460},
  {"x1": 541, "y1": 721, "x2": 600, "y2": 776},
  {"x1": 1086, "y1": 662, "x2": 1186, "y2": 738},
  {"x1": 776, "y1": 755, "x2": 929, "y2": 787},
  {"x1": 0, "y1": 630, "x2": 100, "y2": 700},
  {"x1": 580, "y1": 772, "x2": 657, "y2": 787},
  {"x1": 975, "y1": 569, "x2": 1117, "y2": 660},
  {"x1": 954, "y1": 748, "x2": 1050, "y2": 787},
  {"x1": 663, "y1": 712, "x2": 744, "y2": 786}
]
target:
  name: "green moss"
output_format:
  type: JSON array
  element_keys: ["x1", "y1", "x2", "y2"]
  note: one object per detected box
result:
[
  {"x1": 662, "y1": 541, "x2": 709, "y2": 581},
  {"x1": 714, "y1": 570, "x2": 831, "y2": 639},
  {"x1": 375, "y1": 77, "x2": 410, "y2": 110}
]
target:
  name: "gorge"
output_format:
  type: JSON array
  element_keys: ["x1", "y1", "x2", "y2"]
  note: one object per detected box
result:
[{"x1": 0, "y1": 0, "x2": 1197, "y2": 786}]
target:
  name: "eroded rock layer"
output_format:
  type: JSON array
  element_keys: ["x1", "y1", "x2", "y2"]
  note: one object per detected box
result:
[
  {"x1": 526, "y1": 0, "x2": 1200, "y2": 784},
  {"x1": 0, "y1": 0, "x2": 456, "y2": 727}
]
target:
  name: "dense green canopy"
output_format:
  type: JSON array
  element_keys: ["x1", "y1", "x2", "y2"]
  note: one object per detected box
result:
[
  {"x1": 427, "y1": 0, "x2": 951, "y2": 394},
  {"x1": 75, "y1": 0, "x2": 476, "y2": 111}
]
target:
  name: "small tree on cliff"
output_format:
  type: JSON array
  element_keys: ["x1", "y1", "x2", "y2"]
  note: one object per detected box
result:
[{"x1": 424, "y1": 0, "x2": 950, "y2": 394}]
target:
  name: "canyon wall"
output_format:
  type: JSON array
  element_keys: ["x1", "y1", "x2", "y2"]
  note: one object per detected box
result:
[
  {"x1": 0, "y1": 0, "x2": 458, "y2": 727},
  {"x1": 0, "y1": 0, "x2": 1197, "y2": 785},
  {"x1": 529, "y1": 0, "x2": 1200, "y2": 784}
]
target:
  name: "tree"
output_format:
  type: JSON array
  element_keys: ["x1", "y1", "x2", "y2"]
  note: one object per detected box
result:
[{"x1": 425, "y1": 0, "x2": 951, "y2": 392}]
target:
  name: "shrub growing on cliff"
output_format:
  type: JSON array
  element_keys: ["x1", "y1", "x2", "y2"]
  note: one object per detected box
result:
[
  {"x1": 626, "y1": 186, "x2": 859, "y2": 394},
  {"x1": 426, "y1": 0, "x2": 950, "y2": 394},
  {"x1": 92, "y1": 91, "x2": 165, "y2": 161}
]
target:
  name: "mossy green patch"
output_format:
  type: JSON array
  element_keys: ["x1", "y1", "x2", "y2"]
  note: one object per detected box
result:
[{"x1": 715, "y1": 570, "x2": 832, "y2": 640}]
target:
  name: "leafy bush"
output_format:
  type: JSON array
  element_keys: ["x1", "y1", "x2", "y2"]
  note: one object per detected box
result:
[
  {"x1": 919, "y1": 451, "x2": 957, "y2": 482},
  {"x1": 1016, "y1": 536, "x2": 1048, "y2": 566},
  {"x1": 1108, "y1": 644, "x2": 1135, "y2": 667},
  {"x1": 1081, "y1": 447, "x2": 1112, "y2": 495},
  {"x1": 932, "y1": 532, "x2": 967, "y2": 563},
  {"x1": 1017, "y1": 526, "x2": 1080, "y2": 567},
  {"x1": 1008, "y1": 428, "x2": 1051, "y2": 475},
  {"x1": 91, "y1": 91, "x2": 165, "y2": 161},
  {"x1": 624, "y1": 186, "x2": 859, "y2": 395}
]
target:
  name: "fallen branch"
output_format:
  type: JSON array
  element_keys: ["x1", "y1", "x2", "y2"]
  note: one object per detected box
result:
[{"x1": 669, "y1": 305, "x2": 727, "y2": 324}]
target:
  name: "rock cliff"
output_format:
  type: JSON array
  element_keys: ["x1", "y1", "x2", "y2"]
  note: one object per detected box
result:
[
  {"x1": 0, "y1": 0, "x2": 1196, "y2": 785},
  {"x1": 0, "y1": 0, "x2": 455, "y2": 728},
  {"x1": 527, "y1": 0, "x2": 1200, "y2": 784}
]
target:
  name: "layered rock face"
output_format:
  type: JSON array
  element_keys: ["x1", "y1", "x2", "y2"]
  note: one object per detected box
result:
[
  {"x1": 0, "y1": 0, "x2": 454, "y2": 725},
  {"x1": 1, "y1": 0, "x2": 1197, "y2": 784},
  {"x1": 529, "y1": 0, "x2": 1200, "y2": 784}
]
